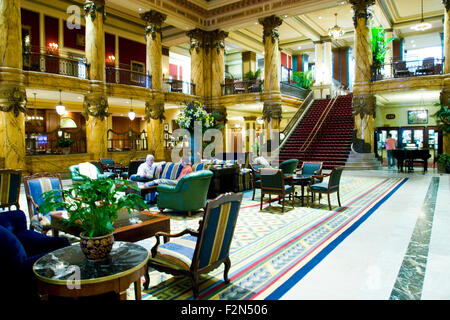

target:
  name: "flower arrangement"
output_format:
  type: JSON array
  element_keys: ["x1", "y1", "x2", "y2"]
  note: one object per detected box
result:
[{"x1": 176, "y1": 100, "x2": 215, "y2": 132}]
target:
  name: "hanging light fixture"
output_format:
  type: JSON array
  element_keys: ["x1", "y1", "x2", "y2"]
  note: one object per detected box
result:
[
  {"x1": 411, "y1": 0, "x2": 431, "y2": 31},
  {"x1": 128, "y1": 98, "x2": 136, "y2": 120},
  {"x1": 328, "y1": 13, "x2": 345, "y2": 40},
  {"x1": 55, "y1": 89, "x2": 66, "y2": 115}
]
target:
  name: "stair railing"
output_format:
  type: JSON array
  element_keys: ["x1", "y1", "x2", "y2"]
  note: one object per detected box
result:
[
  {"x1": 298, "y1": 95, "x2": 339, "y2": 154},
  {"x1": 279, "y1": 90, "x2": 314, "y2": 150}
]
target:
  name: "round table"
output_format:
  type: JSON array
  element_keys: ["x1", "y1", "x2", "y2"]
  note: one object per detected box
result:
[
  {"x1": 288, "y1": 174, "x2": 312, "y2": 206},
  {"x1": 33, "y1": 241, "x2": 149, "y2": 300}
]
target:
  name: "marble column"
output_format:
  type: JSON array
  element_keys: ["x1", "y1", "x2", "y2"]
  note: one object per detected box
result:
[
  {"x1": 259, "y1": 15, "x2": 283, "y2": 148},
  {"x1": 443, "y1": 1, "x2": 450, "y2": 74},
  {"x1": 141, "y1": 10, "x2": 166, "y2": 91},
  {"x1": 145, "y1": 100, "x2": 165, "y2": 161},
  {"x1": 84, "y1": 93, "x2": 109, "y2": 159},
  {"x1": 84, "y1": 0, "x2": 106, "y2": 82},
  {"x1": 242, "y1": 51, "x2": 256, "y2": 76},
  {"x1": 187, "y1": 29, "x2": 206, "y2": 97},
  {"x1": 0, "y1": 0, "x2": 27, "y2": 169},
  {"x1": 350, "y1": 0, "x2": 375, "y2": 152},
  {"x1": 84, "y1": 0, "x2": 108, "y2": 159}
]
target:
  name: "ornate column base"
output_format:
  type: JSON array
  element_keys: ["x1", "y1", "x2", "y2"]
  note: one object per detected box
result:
[{"x1": 145, "y1": 100, "x2": 165, "y2": 161}]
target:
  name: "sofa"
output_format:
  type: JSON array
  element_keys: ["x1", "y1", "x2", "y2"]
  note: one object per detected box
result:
[
  {"x1": 130, "y1": 161, "x2": 206, "y2": 182},
  {"x1": 0, "y1": 210, "x2": 70, "y2": 300}
]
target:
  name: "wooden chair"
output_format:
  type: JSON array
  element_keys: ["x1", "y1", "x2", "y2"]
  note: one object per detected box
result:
[
  {"x1": 23, "y1": 173, "x2": 65, "y2": 233},
  {"x1": 308, "y1": 166, "x2": 344, "y2": 210},
  {"x1": 0, "y1": 169, "x2": 22, "y2": 211},
  {"x1": 146, "y1": 192, "x2": 243, "y2": 299},
  {"x1": 299, "y1": 161, "x2": 323, "y2": 178},
  {"x1": 250, "y1": 163, "x2": 264, "y2": 200},
  {"x1": 260, "y1": 168, "x2": 295, "y2": 213}
]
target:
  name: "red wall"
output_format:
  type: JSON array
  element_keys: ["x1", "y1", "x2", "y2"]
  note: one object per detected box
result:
[
  {"x1": 105, "y1": 33, "x2": 115, "y2": 59},
  {"x1": 118, "y1": 37, "x2": 146, "y2": 70},
  {"x1": 63, "y1": 21, "x2": 85, "y2": 51},
  {"x1": 281, "y1": 52, "x2": 287, "y2": 67},
  {"x1": 45, "y1": 15, "x2": 59, "y2": 47},
  {"x1": 21, "y1": 8, "x2": 40, "y2": 51}
]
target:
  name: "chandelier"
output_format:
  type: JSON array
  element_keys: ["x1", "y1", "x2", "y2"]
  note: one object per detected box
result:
[
  {"x1": 328, "y1": 13, "x2": 345, "y2": 40},
  {"x1": 411, "y1": 0, "x2": 431, "y2": 31},
  {"x1": 128, "y1": 97, "x2": 136, "y2": 121},
  {"x1": 55, "y1": 89, "x2": 66, "y2": 115}
]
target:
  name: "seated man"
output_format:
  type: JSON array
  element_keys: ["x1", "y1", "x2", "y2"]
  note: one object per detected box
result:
[
  {"x1": 135, "y1": 154, "x2": 162, "y2": 182},
  {"x1": 142, "y1": 157, "x2": 192, "y2": 204}
]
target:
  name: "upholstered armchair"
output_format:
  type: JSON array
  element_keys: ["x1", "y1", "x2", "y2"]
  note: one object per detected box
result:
[
  {"x1": 0, "y1": 169, "x2": 22, "y2": 211},
  {"x1": 24, "y1": 173, "x2": 66, "y2": 233},
  {"x1": 146, "y1": 192, "x2": 243, "y2": 298},
  {"x1": 69, "y1": 164, "x2": 115, "y2": 184},
  {"x1": 299, "y1": 161, "x2": 323, "y2": 178},
  {"x1": 0, "y1": 210, "x2": 70, "y2": 300},
  {"x1": 157, "y1": 170, "x2": 213, "y2": 217},
  {"x1": 279, "y1": 159, "x2": 299, "y2": 174},
  {"x1": 308, "y1": 166, "x2": 344, "y2": 210},
  {"x1": 260, "y1": 168, "x2": 295, "y2": 213}
]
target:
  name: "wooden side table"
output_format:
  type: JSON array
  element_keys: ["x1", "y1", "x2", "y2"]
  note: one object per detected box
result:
[{"x1": 33, "y1": 242, "x2": 149, "y2": 300}]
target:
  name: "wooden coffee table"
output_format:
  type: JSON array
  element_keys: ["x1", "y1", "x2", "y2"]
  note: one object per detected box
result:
[{"x1": 50, "y1": 211, "x2": 170, "y2": 243}]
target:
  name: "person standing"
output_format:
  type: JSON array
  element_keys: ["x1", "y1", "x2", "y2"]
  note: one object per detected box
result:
[{"x1": 385, "y1": 134, "x2": 397, "y2": 168}]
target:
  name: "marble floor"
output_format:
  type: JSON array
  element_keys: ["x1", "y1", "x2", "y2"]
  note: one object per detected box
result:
[{"x1": 9, "y1": 167, "x2": 450, "y2": 300}]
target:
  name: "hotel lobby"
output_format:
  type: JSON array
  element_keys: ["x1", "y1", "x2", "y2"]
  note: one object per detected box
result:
[{"x1": 1, "y1": 0, "x2": 450, "y2": 303}]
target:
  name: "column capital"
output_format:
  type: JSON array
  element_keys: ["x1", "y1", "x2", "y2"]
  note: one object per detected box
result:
[
  {"x1": 145, "y1": 100, "x2": 165, "y2": 122},
  {"x1": 186, "y1": 29, "x2": 228, "y2": 53},
  {"x1": 262, "y1": 101, "x2": 282, "y2": 120},
  {"x1": 83, "y1": 94, "x2": 109, "y2": 120},
  {"x1": 444, "y1": 0, "x2": 450, "y2": 12},
  {"x1": 141, "y1": 10, "x2": 167, "y2": 40},
  {"x1": 349, "y1": 0, "x2": 375, "y2": 27},
  {"x1": 0, "y1": 86, "x2": 27, "y2": 117},
  {"x1": 352, "y1": 94, "x2": 376, "y2": 119},
  {"x1": 84, "y1": 0, "x2": 106, "y2": 21},
  {"x1": 258, "y1": 15, "x2": 283, "y2": 43}
]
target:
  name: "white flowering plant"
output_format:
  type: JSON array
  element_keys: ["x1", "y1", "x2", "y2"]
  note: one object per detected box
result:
[{"x1": 176, "y1": 100, "x2": 215, "y2": 132}]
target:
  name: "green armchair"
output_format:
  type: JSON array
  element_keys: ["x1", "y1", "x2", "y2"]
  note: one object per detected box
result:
[
  {"x1": 69, "y1": 164, "x2": 115, "y2": 185},
  {"x1": 157, "y1": 170, "x2": 213, "y2": 217}
]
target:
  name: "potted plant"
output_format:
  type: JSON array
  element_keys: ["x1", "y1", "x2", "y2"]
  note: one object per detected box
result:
[
  {"x1": 371, "y1": 26, "x2": 396, "y2": 80},
  {"x1": 56, "y1": 137, "x2": 74, "y2": 155},
  {"x1": 39, "y1": 176, "x2": 148, "y2": 261},
  {"x1": 437, "y1": 153, "x2": 450, "y2": 173},
  {"x1": 292, "y1": 70, "x2": 314, "y2": 90}
]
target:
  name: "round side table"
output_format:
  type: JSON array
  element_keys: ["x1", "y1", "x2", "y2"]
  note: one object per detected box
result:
[{"x1": 33, "y1": 241, "x2": 149, "y2": 300}]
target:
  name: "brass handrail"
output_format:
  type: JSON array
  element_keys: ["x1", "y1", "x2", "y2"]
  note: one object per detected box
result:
[{"x1": 298, "y1": 95, "x2": 338, "y2": 153}]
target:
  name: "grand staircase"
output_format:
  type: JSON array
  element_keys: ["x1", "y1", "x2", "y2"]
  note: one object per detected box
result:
[{"x1": 279, "y1": 94, "x2": 354, "y2": 170}]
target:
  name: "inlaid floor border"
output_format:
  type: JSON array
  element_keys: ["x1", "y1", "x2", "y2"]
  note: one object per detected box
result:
[{"x1": 389, "y1": 176, "x2": 440, "y2": 300}]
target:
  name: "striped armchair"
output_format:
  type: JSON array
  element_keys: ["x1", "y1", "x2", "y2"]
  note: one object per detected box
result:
[
  {"x1": 23, "y1": 173, "x2": 65, "y2": 233},
  {"x1": 0, "y1": 169, "x2": 22, "y2": 211},
  {"x1": 146, "y1": 192, "x2": 243, "y2": 298}
]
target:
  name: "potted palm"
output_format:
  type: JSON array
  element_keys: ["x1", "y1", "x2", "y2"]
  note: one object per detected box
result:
[
  {"x1": 371, "y1": 26, "x2": 396, "y2": 80},
  {"x1": 56, "y1": 137, "x2": 74, "y2": 155},
  {"x1": 39, "y1": 175, "x2": 148, "y2": 261},
  {"x1": 437, "y1": 153, "x2": 450, "y2": 173}
]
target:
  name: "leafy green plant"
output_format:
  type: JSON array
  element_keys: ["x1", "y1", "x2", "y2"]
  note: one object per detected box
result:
[
  {"x1": 371, "y1": 26, "x2": 396, "y2": 78},
  {"x1": 292, "y1": 70, "x2": 313, "y2": 90},
  {"x1": 437, "y1": 153, "x2": 450, "y2": 172},
  {"x1": 39, "y1": 176, "x2": 148, "y2": 238},
  {"x1": 244, "y1": 69, "x2": 261, "y2": 80},
  {"x1": 56, "y1": 137, "x2": 74, "y2": 148},
  {"x1": 432, "y1": 102, "x2": 450, "y2": 135}
]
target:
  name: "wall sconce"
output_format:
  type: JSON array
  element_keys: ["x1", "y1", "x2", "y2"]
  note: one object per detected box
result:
[
  {"x1": 47, "y1": 42, "x2": 59, "y2": 55},
  {"x1": 106, "y1": 55, "x2": 116, "y2": 66}
]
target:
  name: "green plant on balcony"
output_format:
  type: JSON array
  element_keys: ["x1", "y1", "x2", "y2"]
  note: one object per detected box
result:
[
  {"x1": 244, "y1": 68, "x2": 261, "y2": 81},
  {"x1": 292, "y1": 70, "x2": 313, "y2": 90},
  {"x1": 371, "y1": 26, "x2": 396, "y2": 80}
]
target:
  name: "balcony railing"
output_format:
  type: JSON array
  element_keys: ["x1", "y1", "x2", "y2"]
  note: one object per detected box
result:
[
  {"x1": 107, "y1": 128, "x2": 148, "y2": 152},
  {"x1": 162, "y1": 79, "x2": 196, "y2": 95},
  {"x1": 23, "y1": 51, "x2": 89, "y2": 80},
  {"x1": 106, "y1": 66, "x2": 152, "y2": 88},
  {"x1": 372, "y1": 58, "x2": 444, "y2": 81},
  {"x1": 221, "y1": 79, "x2": 263, "y2": 95},
  {"x1": 26, "y1": 126, "x2": 87, "y2": 155}
]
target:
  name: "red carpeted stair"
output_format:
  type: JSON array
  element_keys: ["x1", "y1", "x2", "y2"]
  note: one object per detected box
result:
[{"x1": 280, "y1": 94, "x2": 354, "y2": 170}]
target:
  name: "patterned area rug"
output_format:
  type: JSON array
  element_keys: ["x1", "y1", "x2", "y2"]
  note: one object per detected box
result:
[{"x1": 133, "y1": 175, "x2": 407, "y2": 300}]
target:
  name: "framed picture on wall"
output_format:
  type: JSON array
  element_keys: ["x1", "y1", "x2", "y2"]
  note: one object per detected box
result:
[{"x1": 408, "y1": 110, "x2": 428, "y2": 124}]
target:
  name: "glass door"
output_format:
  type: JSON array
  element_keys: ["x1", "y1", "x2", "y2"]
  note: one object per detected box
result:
[{"x1": 413, "y1": 129, "x2": 424, "y2": 148}]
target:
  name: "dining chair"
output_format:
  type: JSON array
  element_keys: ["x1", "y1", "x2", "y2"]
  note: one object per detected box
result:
[
  {"x1": 260, "y1": 168, "x2": 295, "y2": 213},
  {"x1": 308, "y1": 166, "x2": 344, "y2": 210}
]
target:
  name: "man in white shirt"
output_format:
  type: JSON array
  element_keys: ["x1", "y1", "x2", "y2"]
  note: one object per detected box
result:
[{"x1": 136, "y1": 154, "x2": 161, "y2": 181}]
